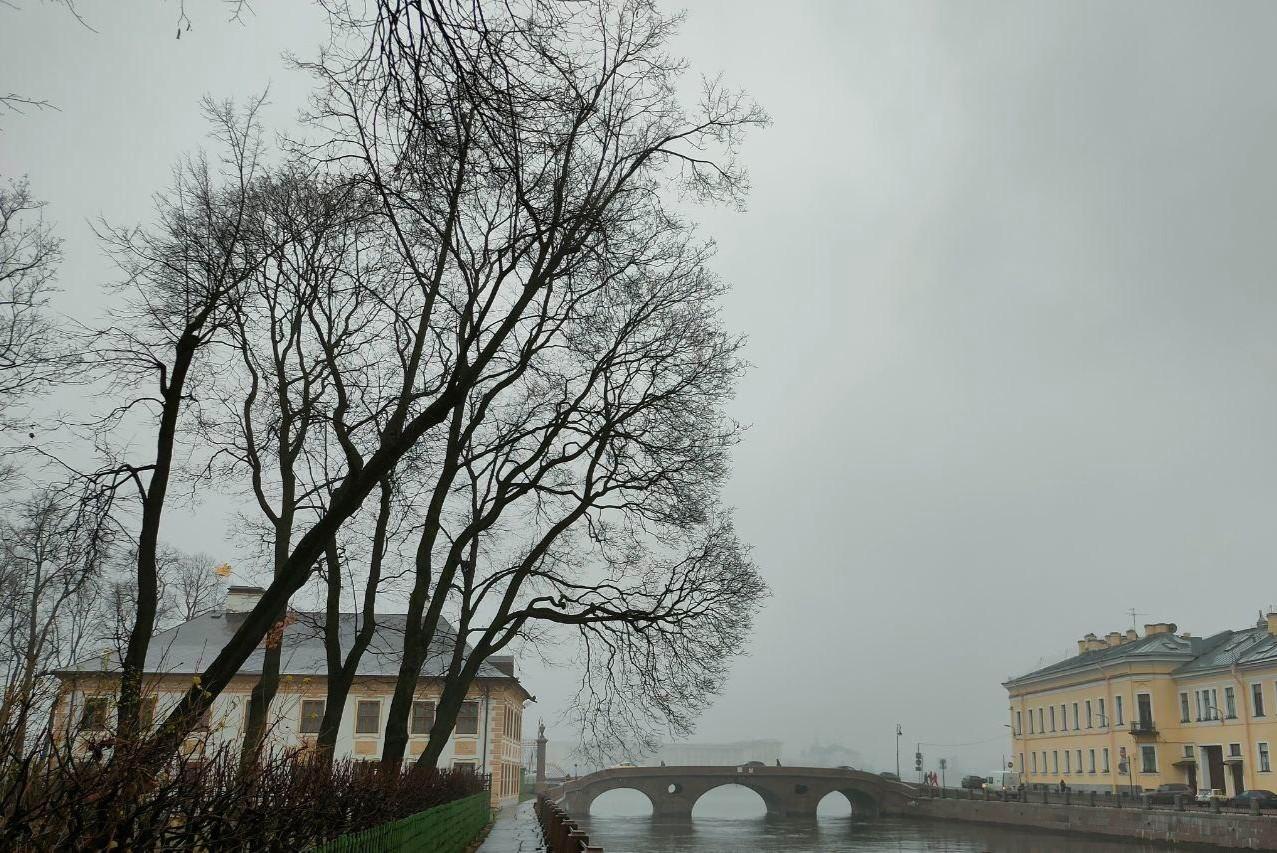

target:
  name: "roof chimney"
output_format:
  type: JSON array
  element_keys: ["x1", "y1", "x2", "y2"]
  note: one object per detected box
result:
[
  {"x1": 1106, "y1": 631, "x2": 1123, "y2": 646},
  {"x1": 226, "y1": 586, "x2": 265, "y2": 614},
  {"x1": 1144, "y1": 622, "x2": 1176, "y2": 636},
  {"x1": 1125, "y1": 628, "x2": 1139, "y2": 642},
  {"x1": 1268, "y1": 613, "x2": 1277, "y2": 637}
]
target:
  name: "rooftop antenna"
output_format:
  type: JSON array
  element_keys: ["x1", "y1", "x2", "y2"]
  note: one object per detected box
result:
[{"x1": 1125, "y1": 608, "x2": 1148, "y2": 631}]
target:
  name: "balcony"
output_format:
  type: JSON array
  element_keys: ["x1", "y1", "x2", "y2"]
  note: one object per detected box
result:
[{"x1": 1129, "y1": 719, "x2": 1157, "y2": 738}]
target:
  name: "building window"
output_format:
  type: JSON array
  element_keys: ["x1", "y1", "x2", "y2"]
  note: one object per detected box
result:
[
  {"x1": 81, "y1": 697, "x2": 109, "y2": 731},
  {"x1": 1072, "y1": 702, "x2": 1080, "y2": 731},
  {"x1": 300, "y1": 699, "x2": 325, "y2": 735},
  {"x1": 1260, "y1": 743, "x2": 1271, "y2": 773},
  {"x1": 1015, "y1": 710, "x2": 1022, "y2": 735},
  {"x1": 452, "y1": 761, "x2": 476, "y2": 773},
  {"x1": 1180, "y1": 692, "x2": 1191, "y2": 723},
  {"x1": 1098, "y1": 698, "x2": 1106, "y2": 727},
  {"x1": 1140, "y1": 745, "x2": 1157, "y2": 774},
  {"x1": 1136, "y1": 693, "x2": 1153, "y2": 728},
  {"x1": 1088, "y1": 749, "x2": 1096, "y2": 773},
  {"x1": 1064, "y1": 751, "x2": 1071, "y2": 773},
  {"x1": 1254, "y1": 683, "x2": 1266, "y2": 718},
  {"x1": 1049, "y1": 706, "x2": 1056, "y2": 732},
  {"x1": 1198, "y1": 688, "x2": 1219, "y2": 721},
  {"x1": 1052, "y1": 751, "x2": 1059, "y2": 774},
  {"x1": 1028, "y1": 710, "x2": 1034, "y2": 734},
  {"x1": 1038, "y1": 708, "x2": 1044, "y2": 733},
  {"x1": 456, "y1": 700, "x2": 480, "y2": 736},
  {"x1": 411, "y1": 700, "x2": 435, "y2": 735},
  {"x1": 355, "y1": 700, "x2": 381, "y2": 735},
  {"x1": 1076, "y1": 749, "x2": 1082, "y2": 772},
  {"x1": 1102, "y1": 748, "x2": 1110, "y2": 773},
  {"x1": 1085, "y1": 700, "x2": 1093, "y2": 728},
  {"x1": 1031, "y1": 752, "x2": 1038, "y2": 774},
  {"x1": 1060, "y1": 704, "x2": 1067, "y2": 731},
  {"x1": 1230, "y1": 742, "x2": 1242, "y2": 758},
  {"x1": 1224, "y1": 686, "x2": 1237, "y2": 719},
  {"x1": 1115, "y1": 695, "x2": 1124, "y2": 726}
]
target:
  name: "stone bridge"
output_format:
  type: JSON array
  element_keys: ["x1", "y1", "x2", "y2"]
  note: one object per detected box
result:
[{"x1": 550, "y1": 765, "x2": 916, "y2": 821}]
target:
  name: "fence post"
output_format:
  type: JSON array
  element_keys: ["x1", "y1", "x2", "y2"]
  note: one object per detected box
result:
[
  {"x1": 1088, "y1": 791, "x2": 1096, "y2": 807},
  {"x1": 1252, "y1": 798, "x2": 1262, "y2": 817}
]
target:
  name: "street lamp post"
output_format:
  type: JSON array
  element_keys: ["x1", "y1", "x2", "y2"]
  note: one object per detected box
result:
[{"x1": 895, "y1": 724, "x2": 902, "y2": 779}]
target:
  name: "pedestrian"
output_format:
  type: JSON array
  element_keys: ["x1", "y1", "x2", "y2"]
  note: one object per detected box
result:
[{"x1": 1059, "y1": 779, "x2": 1066, "y2": 793}]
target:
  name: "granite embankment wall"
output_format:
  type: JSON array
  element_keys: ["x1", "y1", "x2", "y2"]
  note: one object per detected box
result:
[{"x1": 893, "y1": 797, "x2": 1277, "y2": 849}]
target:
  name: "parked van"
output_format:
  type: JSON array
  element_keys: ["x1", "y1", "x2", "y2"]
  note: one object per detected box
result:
[{"x1": 982, "y1": 770, "x2": 1019, "y2": 791}]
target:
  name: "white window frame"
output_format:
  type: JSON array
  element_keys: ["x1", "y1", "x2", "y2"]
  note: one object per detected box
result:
[
  {"x1": 1253, "y1": 682, "x2": 1266, "y2": 718},
  {"x1": 355, "y1": 698, "x2": 382, "y2": 735},
  {"x1": 299, "y1": 698, "x2": 325, "y2": 735},
  {"x1": 1140, "y1": 745, "x2": 1158, "y2": 774},
  {"x1": 1102, "y1": 747, "x2": 1110, "y2": 773},
  {"x1": 1259, "y1": 742, "x2": 1271, "y2": 774}
]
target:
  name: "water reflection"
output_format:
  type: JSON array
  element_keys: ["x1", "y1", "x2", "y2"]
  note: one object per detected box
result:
[{"x1": 580, "y1": 787, "x2": 1185, "y2": 853}]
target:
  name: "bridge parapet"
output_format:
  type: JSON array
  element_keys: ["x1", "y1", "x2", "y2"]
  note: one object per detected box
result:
[{"x1": 550, "y1": 765, "x2": 915, "y2": 822}]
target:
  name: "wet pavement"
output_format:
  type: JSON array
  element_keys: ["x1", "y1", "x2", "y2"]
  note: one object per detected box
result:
[{"x1": 477, "y1": 800, "x2": 545, "y2": 853}]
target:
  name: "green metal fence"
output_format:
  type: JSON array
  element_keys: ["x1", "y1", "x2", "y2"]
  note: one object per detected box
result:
[{"x1": 313, "y1": 792, "x2": 491, "y2": 853}]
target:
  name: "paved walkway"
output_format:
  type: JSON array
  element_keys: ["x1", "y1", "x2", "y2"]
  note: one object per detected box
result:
[{"x1": 477, "y1": 800, "x2": 544, "y2": 853}]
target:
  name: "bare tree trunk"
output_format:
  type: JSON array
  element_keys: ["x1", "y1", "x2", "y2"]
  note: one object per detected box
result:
[
  {"x1": 317, "y1": 480, "x2": 390, "y2": 760},
  {"x1": 118, "y1": 341, "x2": 195, "y2": 743}
]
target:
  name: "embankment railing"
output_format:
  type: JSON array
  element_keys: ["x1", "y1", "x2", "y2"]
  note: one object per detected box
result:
[{"x1": 535, "y1": 794, "x2": 603, "y2": 852}]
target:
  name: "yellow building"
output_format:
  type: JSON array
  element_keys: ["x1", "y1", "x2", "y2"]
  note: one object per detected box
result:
[{"x1": 1005, "y1": 615, "x2": 1277, "y2": 797}]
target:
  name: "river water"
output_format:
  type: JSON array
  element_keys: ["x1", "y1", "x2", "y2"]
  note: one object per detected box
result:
[{"x1": 579, "y1": 787, "x2": 1185, "y2": 853}]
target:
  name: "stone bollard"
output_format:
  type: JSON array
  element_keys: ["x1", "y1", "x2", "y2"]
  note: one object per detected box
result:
[
  {"x1": 1089, "y1": 791, "x2": 1097, "y2": 807},
  {"x1": 983, "y1": 786, "x2": 989, "y2": 801},
  {"x1": 1212, "y1": 798, "x2": 1222, "y2": 815},
  {"x1": 1064, "y1": 790, "x2": 1070, "y2": 806},
  {"x1": 1041, "y1": 789, "x2": 1049, "y2": 805},
  {"x1": 1114, "y1": 792, "x2": 1121, "y2": 809},
  {"x1": 1175, "y1": 794, "x2": 1185, "y2": 812},
  {"x1": 1253, "y1": 798, "x2": 1262, "y2": 817}
]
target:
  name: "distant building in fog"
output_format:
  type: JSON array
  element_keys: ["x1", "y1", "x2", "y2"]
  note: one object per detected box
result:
[
  {"x1": 793, "y1": 739, "x2": 866, "y2": 769},
  {"x1": 653, "y1": 739, "x2": 782, "y2": 766}
]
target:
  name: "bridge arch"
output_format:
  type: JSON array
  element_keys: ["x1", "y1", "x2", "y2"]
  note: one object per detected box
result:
[
  {"x1": 690, "y1": 782, "x2": 778, "y2": 818},
  {"x1": 815, "y1": 787, "x2": 880, "y2": 818},
  {"x1": 580, "y1": 786, "x2": 656, "y2": 816}
]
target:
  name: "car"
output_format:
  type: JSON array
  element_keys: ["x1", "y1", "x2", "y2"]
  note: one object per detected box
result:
[
  {"x1": 1228, "y1": 790, "x2": 1277, "y2": 809},
  {"x1": 742, "y1": 760, "x2": 767, "y2": 768},
  {"x1": 1143, "y1": 783, "x2": 1192, "y2": 805},
  {"x1": 878, "y1": 771, "x2": 899, "y2": 781},
  {"x1": 1195, "y1": 788, "x2": 1227, "y2": 805},
  {"x1": 960, "y1": 775, "x2": 987, "y2": 790}
]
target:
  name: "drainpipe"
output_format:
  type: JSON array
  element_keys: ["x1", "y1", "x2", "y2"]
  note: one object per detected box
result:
[{"x1": 481, "y1": 683, "x2": 491, "y2": 786}]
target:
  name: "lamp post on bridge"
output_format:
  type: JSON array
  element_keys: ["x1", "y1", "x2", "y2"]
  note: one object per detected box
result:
[{"x1": 895, "y1": 724, "x2": 902, "y2": 779}]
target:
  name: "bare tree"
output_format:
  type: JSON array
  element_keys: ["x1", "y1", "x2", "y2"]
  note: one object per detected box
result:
[
  {"x1": 127, "y1": 0, "x2": 764, "y2": 770},
  {"x1": 87, "y1": 96, "x2": 269, "y2": 744},
  {"x1": 0, "y1": 487, "x2": 114, "y2": 757},
  {"x1": 0, "y1": 178, "x2": 63, "y2": 431}
]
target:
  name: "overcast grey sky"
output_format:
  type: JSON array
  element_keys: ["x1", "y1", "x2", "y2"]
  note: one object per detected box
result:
[{"x1": 5, "y1": 0, "x2": 1277, "y2": 773}]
